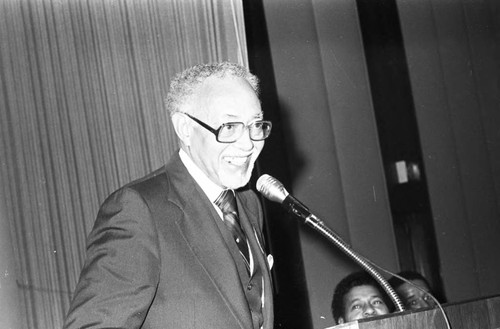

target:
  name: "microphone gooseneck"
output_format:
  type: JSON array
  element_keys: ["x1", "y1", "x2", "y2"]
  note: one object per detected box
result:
[{"x1": 256, "y1": 174, "x2": 405, "y2": 313}]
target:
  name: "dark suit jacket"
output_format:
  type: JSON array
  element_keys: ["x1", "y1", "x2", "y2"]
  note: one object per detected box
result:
[{"x1": 63, "y1": 152, "x2": 274, "y2": 329}]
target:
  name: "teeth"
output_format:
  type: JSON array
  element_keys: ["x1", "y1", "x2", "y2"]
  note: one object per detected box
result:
[{"x1": 226, "y1": 156, "x2": 248, "y2": 165}]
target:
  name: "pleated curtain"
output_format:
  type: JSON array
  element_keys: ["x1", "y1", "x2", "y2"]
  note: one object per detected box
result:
[{"x1": 0, "y1": 0, "x2": 248, "y2": 328}]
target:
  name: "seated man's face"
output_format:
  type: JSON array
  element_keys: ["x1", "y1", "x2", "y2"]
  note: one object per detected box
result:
[
  {"x1": 339, "y1": 285, "x2": 390, "y2": 323},
  {"x1": 396, "y1": 279, "x2": 436, "y2": 310}
]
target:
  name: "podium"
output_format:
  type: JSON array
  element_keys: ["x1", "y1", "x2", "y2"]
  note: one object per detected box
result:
[{"x1": 326, "y1": 295, "x2": 500, "y2": 329}]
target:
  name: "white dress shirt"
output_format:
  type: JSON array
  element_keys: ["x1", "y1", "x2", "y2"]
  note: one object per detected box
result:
[{"x1": 179, "y1": 149, "x2": 255, "y2": 274}]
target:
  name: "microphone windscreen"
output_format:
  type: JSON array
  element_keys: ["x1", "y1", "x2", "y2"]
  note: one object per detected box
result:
[{"x1": 256, "y1": 174, "x2": 289, "y2": 203}]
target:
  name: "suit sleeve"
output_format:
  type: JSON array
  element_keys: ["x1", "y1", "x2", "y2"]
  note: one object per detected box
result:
[{"x1": 63, "y1": 187, "x2": 161, "y2": 329}]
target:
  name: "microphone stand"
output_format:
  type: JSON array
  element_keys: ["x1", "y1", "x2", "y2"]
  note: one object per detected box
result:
[
  {"x1": 256, "y1": 174, "x2": 405, "y2": 313},
  {"x1": 297, "y1": 211, "x2": 405, "y2": 313}
]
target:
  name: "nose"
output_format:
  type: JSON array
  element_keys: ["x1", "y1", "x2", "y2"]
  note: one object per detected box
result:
[
  {"x1": 234, "y1": 126, "x2": 255, "y2": 151},
  {"x1": 363, "y1": 305, "x2": 376, "y2": 317}
]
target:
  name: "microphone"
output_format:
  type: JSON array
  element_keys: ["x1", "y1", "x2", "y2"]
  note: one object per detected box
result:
[
  {"x1": 256, "y1": 174, "x2": 406, "y2": 313},
  {"x1": 256, "y1": 174, "x2": 320, "y2": 225}
]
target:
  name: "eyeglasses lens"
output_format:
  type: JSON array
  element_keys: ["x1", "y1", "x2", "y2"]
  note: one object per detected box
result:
[{"x1": 217, "y1": 122, "x2": 271, "y2": 143}]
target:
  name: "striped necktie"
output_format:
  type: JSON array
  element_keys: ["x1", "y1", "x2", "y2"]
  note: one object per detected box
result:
[{"x1": 215, "y1": 189, "x2": 251, "y2": 273}]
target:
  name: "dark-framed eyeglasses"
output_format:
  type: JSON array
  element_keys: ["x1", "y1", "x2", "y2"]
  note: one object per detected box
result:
[{"x1": 183, "y1": 113, "x2": 272, "y2": 143}]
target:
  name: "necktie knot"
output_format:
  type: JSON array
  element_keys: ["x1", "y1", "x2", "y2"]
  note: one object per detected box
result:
[{"x1": 215, "y1": 189, "x2": 238, "y2": 216}]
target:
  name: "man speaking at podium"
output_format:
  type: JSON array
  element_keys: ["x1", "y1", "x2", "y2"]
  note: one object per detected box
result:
[{"x1": 63, "y1": 62, "x2": 274, "y2": 329}]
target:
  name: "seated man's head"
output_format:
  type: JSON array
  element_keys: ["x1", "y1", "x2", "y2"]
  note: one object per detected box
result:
[
  {"x1": 388, "y1": 271, "x2": 436, "y2": 310},
  {"x1": 331, "y1": 271, "x2": 391, "y2": 324}
]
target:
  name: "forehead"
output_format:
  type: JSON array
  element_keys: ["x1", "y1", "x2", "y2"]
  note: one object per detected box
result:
[
  {"x1": 411, "y1": 279, "x2": 429, "y2": 289},
  {"x1": 345, "y1": 285, "x2": 382, "y2": 303},
  {"x1": 193, "y1": 76, "x2": 261, "y2": 119},
  {"x1": 399, "y1": 280, "x2": 430, "y2": 295}
]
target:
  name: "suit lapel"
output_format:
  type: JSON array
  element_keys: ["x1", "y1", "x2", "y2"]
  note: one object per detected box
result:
[{"x1": 166, "y1": 155, "x2": 253, "y2": 329}]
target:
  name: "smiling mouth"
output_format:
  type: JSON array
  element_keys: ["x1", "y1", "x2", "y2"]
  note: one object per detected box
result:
[{"x1": 224, "y1": 155, "x2": 251, "y2": 166}]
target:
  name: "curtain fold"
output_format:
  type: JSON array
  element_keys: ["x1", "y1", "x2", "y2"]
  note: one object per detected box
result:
[{"x1": 0, "y1": 0, "x2": 248, "y2": 328}]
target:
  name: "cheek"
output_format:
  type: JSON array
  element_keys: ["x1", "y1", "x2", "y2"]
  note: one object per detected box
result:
[
  {"x1": 377, "y1": 304, "x2": 389, "y2": 313},
  {"x1": 198, "y1": 134, "x2": 224, "y2": 156},
  {"x1": 193, "y1": 137, "x2": 226, "y2": 174},
  {"x1": 255, "y1": 141, "x2": 265, "y2": 153},
  {"x1": 249, "y1": 142, "x2": 264, "y2": 162},
  {"x1": 347, "y1": 309, "x2": 362, "y2": 320}
]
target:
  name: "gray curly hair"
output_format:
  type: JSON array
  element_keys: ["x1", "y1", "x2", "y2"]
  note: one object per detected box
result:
[{"x1": 165, "y1": 62, "x2": 260, "y2": 116}]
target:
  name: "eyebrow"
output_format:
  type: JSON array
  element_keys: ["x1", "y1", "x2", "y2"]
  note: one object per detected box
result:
[
  {"x1": 250, "y1": 112, "x2": 264, "y2": 119},
  {"x1": 348, "y1": 295, "x2": 383, "y2": 304},
  {"x1": 223, "y1": 112, "x2": 264, "y2": 120}
]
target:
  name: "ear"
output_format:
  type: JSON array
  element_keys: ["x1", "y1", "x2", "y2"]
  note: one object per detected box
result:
[
  {"x1": 338, "y1": 317, "x2": 345, "y2": 324},
  {"x1": 171, "y1": 112, "x2": 192, "y2": 146}
]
